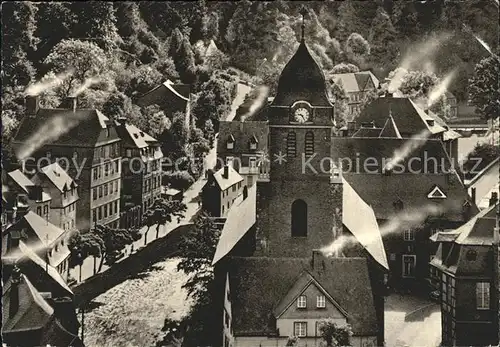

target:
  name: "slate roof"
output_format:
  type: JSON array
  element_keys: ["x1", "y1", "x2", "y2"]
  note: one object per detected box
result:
[
  {"x1": 331, "y1": 71, "x2": 379, "y2": 93},
  {"x1": 5, "y1": 211, "x2": 67, "y2": 247},
  {"x1": 273, "y1": 41, "x2": 332, "y2": 107},
  {"x1": 39, "y1": 163, "x2": 78, "y2": 193},
  {"x1": 212, "y1": 185, "x2": 257, "y2": 265},
  {"x1": 14, "y1": 108, "x2": 114, "y2": 148},
  {"x1": 358, "y1": 97, "x2": 445, "y2": 137},
  {"x1": 221, "y1": 256, "x2": 378, "y2": 336},
  {"x1": 136, "y1": 79, "x2": 190, "y2": 107},
  {"x1": 330, "y1": 137, "x2": 474, "y2": 221},
  {"x1": 429, "y1": 231, "x2": 461, "y2": 242},
  {"x1": 352, "y1": 127, "x2": 382, "y2": 138},
  {"x1": 454, "y1": 204, "x2": 497, "y2": 246},
  {"x1": 8, "y1": 170, "x2": 35, "y2": 194},
  {"x1": 2, "y1": 273, "x2": 54, "y2": 333},
  {"x1": 115, "y1": 121, "x2": 158, "y2": 149},
  {"x1": 213, "y1": 166, "x2": 244, "y2": 191},
  {"x1": 431, "y1": 204, "x2": 496, "y2": 277},
  {"x1": 17, "y1": 241, "x2": 73, "y2": 296},
  {"x1": 342, "y1": 178, "x2": 389, "y2": 269},
  {"x1": 379, "y1": 115, "x2": 402, "y2": 138},
  {"x1": 217, "y1": 121, "x2": 269, "y2": 155}
]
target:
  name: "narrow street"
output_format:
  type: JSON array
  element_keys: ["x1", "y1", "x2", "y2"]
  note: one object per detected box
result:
[
  {"x1": 385, "y1": 293, "x2": 441, "y2": 347},
  {"x1": 70, "y1": 81, "x2": 252, "y2": 283}
]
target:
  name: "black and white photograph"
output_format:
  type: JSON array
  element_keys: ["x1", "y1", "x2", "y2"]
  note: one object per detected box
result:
[{"x1": 1, "y1": 1, "x2": 499, "y2": 346}]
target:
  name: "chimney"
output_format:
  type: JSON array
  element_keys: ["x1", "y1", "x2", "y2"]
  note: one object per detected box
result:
[
  {"x1": 28, "y1": 185, "x2": 43, "y2": 202},
  {"x1": 61, "y1": 96, "x2": 77, "y2": 112},
  {"x1": 9, "y1": 266, "x2": 21, "y2": 318},
  {"x1": 243, "y1": 186, "x2": 248, "y2": 200},
  {"x1": 223, "y1": 165, "x2": 229, "y2": 179},
  {"x1": 489, "y1": 192, "x2": 498, "y2": 207},
  {"x1": 471, "y1": 187, "x2": 476, "y2": 204},
  {"x1": 347, "y1": 121, "x2": 356, "y2": 135},
  {"x1": 116, "y1": 116, "x2": 127, "y2": 126},
  {"x1": 25, "y1": 95, "x2": 40, "y2": 116}
]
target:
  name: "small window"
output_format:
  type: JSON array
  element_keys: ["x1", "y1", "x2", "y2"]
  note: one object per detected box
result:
[
  {"x1": 297, "y1": 295, "x2": 307, "y2": 308},
  {"x1": 227, "y1": 139, "x2": 234, "y2": 150},
  {"x1": 316, "y1": 295, "x2": 326, "y2": 308},
  {"x1": 99, "y1": 186, "x2": 103, "y2": 198},
  {"x1": 93, "y1": 188, "x2": 97, "y2": 200},
  {"x1": 37, "y1": 206, "x2": 42, "y2": 215},
  {"x1": 390, "y1": 253, "x2": 396, "y2": 261},
  {"x1": 250, "y1": 142, "x2": 257, "y2": 150},
  {"x1": 466, "y1": 250, "x2": 477, "y2": 261},
  {"x1": 249, "y1": 157, "x2": 257, "y2": 168},
  {"x1": 294, "y1": 322, "x2": 307, "y2": 337},
  {"x1": 476, "y1": 282, "x2": 490, "y2": 309},
  {"x1": 404, "y1": 229, "x2": 415, "y2": 241}
]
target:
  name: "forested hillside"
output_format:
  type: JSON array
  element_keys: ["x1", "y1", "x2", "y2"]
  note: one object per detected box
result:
[{"x1": 2, "y1": 1, "x2": 498, "y2": 156}]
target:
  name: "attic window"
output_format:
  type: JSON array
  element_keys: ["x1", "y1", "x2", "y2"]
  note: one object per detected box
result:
[
  {"x1": 140, "y1": 132, "x2": 144, "y2": 137},
  {"x1": 296, "y1": 295, "x2": 307, "y2": 308},
  {"x1": 428, "y1": 186, "x2": 447, "y2": 199},
  {"x1": 227, "y1": 135, "x2": 235, "y2": 150},
  {"x1": 466, "y1": 250, "x2": 477, "y2": 261},
  {"x1": 393, "y1": 199, "x2": 404, "y2": 211},
  {"x1": 134, "y1": 133, "x2": 139, "y2": 139},
  {"x1": 426, "y1": 120, "x2": 435, "y2": 127}
]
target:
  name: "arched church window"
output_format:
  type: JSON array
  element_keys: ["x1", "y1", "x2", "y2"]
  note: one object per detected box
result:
[
  {"x1": 291, "y1": 199, "x2": 307, "y2": 237},
  {"x1": 287, "y1": 131, "x2": 297, "y2": 158},
  {"x1": 305, "y1": 131, "x2": 314, "y2": 157}
]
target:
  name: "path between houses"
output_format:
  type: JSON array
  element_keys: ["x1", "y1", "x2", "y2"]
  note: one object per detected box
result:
[{"x1": 70, "y1": 82, "x2": 252, "y2": 283}]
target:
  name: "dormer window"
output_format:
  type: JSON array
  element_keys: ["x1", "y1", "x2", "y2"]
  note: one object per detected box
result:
[
  {"x1": 227, "y1": 135, "x2": 235, "y2": 150},
  {"x1": 249, "y1": 135, "x2": 258, "y2": 150},
  {"x1": 297, "y1": 295, "x2": 307, "y2": 308},
  {"x1": 428, "y1": 185, "x2": 446, "y2": 199},
  {"x1": 426, "y1": 119, "x2": 435, "y2": 127},
  {"x1": 404, "y1": 229, "x2": 415, "y2": 241}
]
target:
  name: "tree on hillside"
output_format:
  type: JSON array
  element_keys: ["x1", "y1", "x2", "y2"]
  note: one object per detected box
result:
[
  {"x1": 162, "y1": 171, "x2": 195, "y2": 192},
  {"x1": 369, "y1": 7, "x2": 399, "y2": 70},
  {"x1": 328, "y1": 80, "x2": 349, "y2": 125},
  {"x1": 318, "y1": 319, "x2": 353, "y2": 347},
  {"x1": 162, "y1": 112, "x2": 190, "y2": 163},
  {"x1": 68, "y1": 2, "x2": 119, "y2": 48},
  {"x1": 1, "y1": 1, "x2": 38, "y2": 88},
  {"x1": 398, "y1": 69, "x2": 439, "y2": 99},
  {"x1": 43, "y1": 39, "x2": 111, "y2": 99},
  {"x1": 468, "y1": 56, "x2": 500, "y2": 120},
  {"x1": 345, "y1": 33, "x2": 370, "y2": 58},
  {"x1": 331, "y1": 63, "x2": 360, "y2": 74},
  {"x1": 336, "y1": 1, "x2": 359, "y2": 43},
  {"x1": 143, "y1": 198, "x2": 187, "y2": 244}
]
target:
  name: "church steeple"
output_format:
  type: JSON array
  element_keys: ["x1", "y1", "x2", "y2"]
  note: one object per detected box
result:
[{"x1": 300, "y1": 6, "x2": 308, "y2": 43}]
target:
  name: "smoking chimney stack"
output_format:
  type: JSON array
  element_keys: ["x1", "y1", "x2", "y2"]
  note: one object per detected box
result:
[
  {"x1": 25, "y1": 95, "x2": 40, "y2": 116},
  {"x1": 9, "y1": 266, "x2": 21, "y2": 318},
  {"x1": 223, "y1": 165, "x2": 229, "y2": 179}
]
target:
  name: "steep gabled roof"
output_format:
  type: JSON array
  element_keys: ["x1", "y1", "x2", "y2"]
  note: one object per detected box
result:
[
  {"x1": 14, "y1": 108, "x2": 115, "y2": 148},
  {"x1": 217, "y1": 121, "x2": 269, "y2": 154},
  {"x1": 17, "y1": 241, "x2": 73, "y2": 296},
  {"x1": 454, "y1": 204, "x2": 497, "y2": 246},
  {"x1": 342, "y1": 178, "x2": 389, "y2": 269},
  {"x1": 6, "y1": 211, "x2": 67, "y2": 247},
  {"x1": 221, "y1": 256, "x2": 378, "y2": 336},
  {"x1": 379, "y1": 115, "x2": 402, "y2": 138},
  {"x1": 212, "y1": 185, "x2": 257, "y2": 265},
  {"x1": 39, "y1": 163, "x2": 78, "y2": 193},
  {"x1": 273, "y1": 271, "x2": 348, "y2": 318},
  {"x1": 2, "y1": 273, "x2": 54, "y2": 333},
  {"x1": 273, "y1": 41, "x2": 332, "y2": 107},
  {"x1": 331, "y1": 71, "x2": 379, "y2": 93},
  {"x1": 8, "y1": 169, "x2": 34, "y2": 194},
  {"x1": 352, "y1": 127, "x2": 382, "y2": 138},
  {"x1": 212, "y1": 166, "x2": 244, "y2": 191}
]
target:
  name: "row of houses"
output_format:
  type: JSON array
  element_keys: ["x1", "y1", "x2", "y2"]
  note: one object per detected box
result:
[
  {"x1": 1, "y1": 80, "x2": 191, "y2": 346},
  {"x1": 200, "y1": 31, "x2": 499, "y2": 347}
]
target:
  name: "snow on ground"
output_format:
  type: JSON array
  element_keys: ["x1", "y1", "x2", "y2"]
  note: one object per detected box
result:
[{"x1": 81, "y1": 258, "x2": 193, "y2": 347}]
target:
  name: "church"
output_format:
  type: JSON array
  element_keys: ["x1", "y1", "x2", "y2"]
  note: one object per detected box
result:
[{"x1": 210, "y1": 15, "x2": 389, "y2": 347}]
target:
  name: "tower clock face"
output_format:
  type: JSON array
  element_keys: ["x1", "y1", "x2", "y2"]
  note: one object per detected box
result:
[{"x1": 294, "y1": 107, "x2": 310, "y2": 123}]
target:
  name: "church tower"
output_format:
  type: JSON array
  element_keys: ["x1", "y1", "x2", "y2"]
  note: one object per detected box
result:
[{"x1": 255, "y1": 8, "x2": 342, "y2": 257}]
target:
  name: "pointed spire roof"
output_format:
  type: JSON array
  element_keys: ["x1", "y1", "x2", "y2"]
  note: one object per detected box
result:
[
  {"x1": 272, "y1": 8, "x2": 332, "y2": 107},
  {"x1": 379, "y1": 111, "x2": 402, "y2": 138}
]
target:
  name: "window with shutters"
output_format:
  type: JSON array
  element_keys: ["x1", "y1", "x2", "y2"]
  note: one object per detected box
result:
[
  {"x1": 305, "y1": 131, "x2": 314, "y2": 157},
  {"x1": 287, "y1": 131, "x2": 296, "y2": 158}
]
